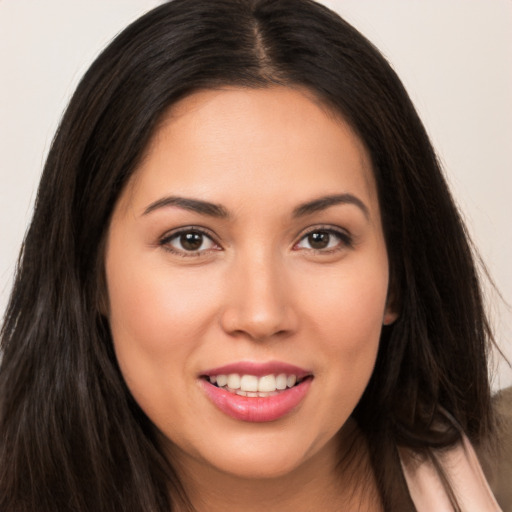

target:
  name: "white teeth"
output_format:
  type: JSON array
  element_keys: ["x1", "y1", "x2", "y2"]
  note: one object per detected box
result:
[
  {"x1": 227, "y1": 374, "x2": 241, "y2": 389},
  {"x1": 240, "y1": 375, "x2": 259, "y2": 392},
  {"x1": 209, "y1": 373, "x2": 303, "y2": 394},
  {"x1": 258, "y1": 391, "x2": 280, "y2": 397},
  {"x1": 216, "y1": 375, "x2": 228, "y2": 387},
  {"x1": 258, "y1": 374, "x2": 276, "y2": 392},
  {"x1": 287, "y1": 375, "x2": 297, "y2": 388},
  {"x1": 276, "y1": 374, "x2": 287, "y2": 390}
]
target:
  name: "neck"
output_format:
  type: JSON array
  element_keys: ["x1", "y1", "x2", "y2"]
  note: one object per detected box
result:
[{"x1": 167, "y1": 420, "x2": 383, "y2": 512}]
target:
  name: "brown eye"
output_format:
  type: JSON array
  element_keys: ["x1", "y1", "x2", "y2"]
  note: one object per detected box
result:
[
  {"x1": 307, "y1": 231, "x2": 331, "y2": 249},
  {"x1": 180, "y1": 232, "x2": 204, "y2": 251},
  {"x1": 162, "y1": 229, "x2": 218, "y2": 254},
  {"x1": 295, "y1": 228, "x2": 352, "y2": 252}
]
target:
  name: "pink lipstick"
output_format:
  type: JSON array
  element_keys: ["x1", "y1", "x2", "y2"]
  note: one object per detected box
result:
[{"x1": 200, "y1": 361, "x2": 313, "y2": 422}]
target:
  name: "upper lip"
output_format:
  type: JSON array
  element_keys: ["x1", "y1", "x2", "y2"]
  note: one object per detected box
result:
[{"x1": 201, "y1": 361, "x2": 312, "y2": 379}]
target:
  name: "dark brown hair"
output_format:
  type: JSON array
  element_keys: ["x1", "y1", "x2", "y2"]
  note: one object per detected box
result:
[{"x1": 0, "y1": 1, "x2": 494, "y2": 510}]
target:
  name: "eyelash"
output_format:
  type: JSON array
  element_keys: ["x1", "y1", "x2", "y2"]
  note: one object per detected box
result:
[
  {"x1": 158, "y1": 225, "x2": 353, "y2": 257},
  {"x1": 159, "y1": 227, "x2": 220, "y2": 257},
  {"x1": 294, "y1": 226, "x2": 354, "y2": 253}
]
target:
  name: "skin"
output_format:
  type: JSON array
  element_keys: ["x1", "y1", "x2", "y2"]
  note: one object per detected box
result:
[{"x1": 105, "y1": 86, "x2": 396, "y2": 511}]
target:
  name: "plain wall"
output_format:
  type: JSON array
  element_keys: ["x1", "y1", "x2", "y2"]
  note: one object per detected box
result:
[{"x1": 1, "y1": 0, "x2": 511, "y2": 388}]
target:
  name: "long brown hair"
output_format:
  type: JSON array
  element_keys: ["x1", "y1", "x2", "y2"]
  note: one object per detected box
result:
[{"x1": 0, "y1": 1, "x2": 495, "y2": 510}]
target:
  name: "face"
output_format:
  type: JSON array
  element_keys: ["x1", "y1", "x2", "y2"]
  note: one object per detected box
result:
[{"x1": 105, "y1": 87, "x2": 396, "y2": 482}]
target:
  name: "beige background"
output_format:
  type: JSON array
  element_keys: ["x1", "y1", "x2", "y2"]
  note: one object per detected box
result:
[{"x1": 1, "y1": 0, "x2": 511, "y2": 388}]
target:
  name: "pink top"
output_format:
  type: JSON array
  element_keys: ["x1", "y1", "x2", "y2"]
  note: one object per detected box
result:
[{"x1": 400, "y1": 435, "x2": 502, "y2": 511}]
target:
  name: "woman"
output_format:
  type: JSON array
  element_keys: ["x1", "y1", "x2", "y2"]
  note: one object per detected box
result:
[{"x1": 0, "y1": 0, "x2": 503, "y2": 510}]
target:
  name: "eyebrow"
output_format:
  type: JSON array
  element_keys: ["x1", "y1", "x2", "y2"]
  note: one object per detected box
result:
[
  {"x1": 292, "y1": 194, "x2": 369, "y2": 219},
  {"x1": 142, "y1": 196, "x2": 229, "y2": 218},
  {"x1": 142, "y1": 193, "x2": 369, "y2": 220}
]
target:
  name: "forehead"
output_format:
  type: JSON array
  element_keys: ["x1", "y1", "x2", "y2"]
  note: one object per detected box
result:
[{"x1": 121, "y1": 86, "x2": 378, "y2": 217}]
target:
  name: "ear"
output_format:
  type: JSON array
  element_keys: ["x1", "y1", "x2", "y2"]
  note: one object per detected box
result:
[
  {"x1": 95, "y1": 267, "x2": 110, "y2": 319},
  {"x1": 383, "y1": 306, "x2": 399, "y2": 326},
  {"x1": 97, "y1": 289, "x2": 110, "y2": 318},
  {"x1": 383, "y1": 288, "x2": 399, "y2": 326},
  {"x1": 95, "y1": 237, "x2": 111, "y2": 318}
]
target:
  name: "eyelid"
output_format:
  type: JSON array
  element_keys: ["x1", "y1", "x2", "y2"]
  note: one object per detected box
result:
[
  {"x1": 293, "y1": 225, "x2": 354, "y2": 251},
  {"x1": 159, "y1": 226, "x2": 222, "y2": 256},
  {"x1": 157, "y1": 224, "x2": 353, "y2": 257}
]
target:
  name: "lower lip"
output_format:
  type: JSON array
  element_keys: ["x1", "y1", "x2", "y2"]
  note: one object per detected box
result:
[{"x1": 201, "y1": 378, "x2": 312, "y2": 422}]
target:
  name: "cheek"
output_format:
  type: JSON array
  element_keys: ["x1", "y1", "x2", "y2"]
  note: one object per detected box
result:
[
  {"x1": 303, "y1": 262, "x2": 388, "y2": 351},
  {"x1": 104, "y1": 247, "x2": 224, "y2": 415},
  {"x1": 299, "y1": 255, "x2": 388, "y2": 412},
  {"x1": 107, "y1": 256, "x2": 220, "y2": 354}
]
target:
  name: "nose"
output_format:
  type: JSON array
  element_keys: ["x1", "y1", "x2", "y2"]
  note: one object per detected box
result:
[{"x1": 219, "y1": 252, "x2": 298, "y2": 341}]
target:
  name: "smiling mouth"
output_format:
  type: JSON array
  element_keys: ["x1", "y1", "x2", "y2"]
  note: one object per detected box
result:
[
  {"x1": 200, "y1": 367, "x2": 314, "y2": 422},
  {"x1": 202, "y1": 373, "x2": 310, "y2": 397}
]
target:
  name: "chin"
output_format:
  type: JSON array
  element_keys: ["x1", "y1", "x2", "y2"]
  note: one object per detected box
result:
[
  {"x1": 209, "y1": 448, "x2": 309, "y2": 480},
  {"x1": 189, "y1": 426, "x2": 334, "y2": 482}
]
